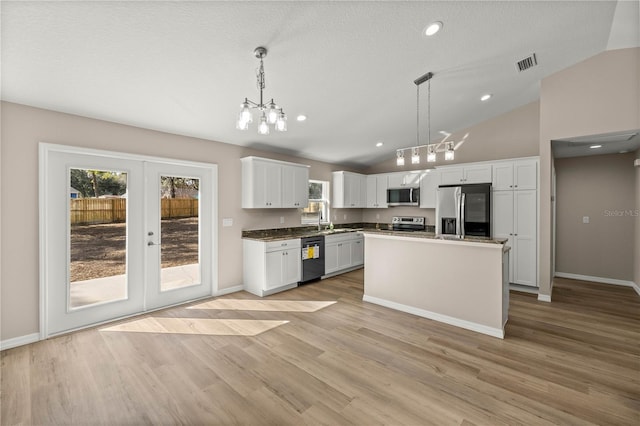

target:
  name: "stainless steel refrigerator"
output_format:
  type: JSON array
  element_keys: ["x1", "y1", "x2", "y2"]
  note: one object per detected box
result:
[{"x1": 436, "y1": 183, "x2": 491, "y2": 238}]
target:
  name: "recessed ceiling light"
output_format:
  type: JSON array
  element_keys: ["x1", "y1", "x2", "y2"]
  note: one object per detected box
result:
[
  {"x1": 590, "y1": 145, "x2": 602, "y2": 149},
  {"x1": 296, "y1": 114, "x2": 307, "y2": 122},
  {"x1": 480, "y1": 94, "x2": 492, "y2": 102},
  {"x1": 424, "y1": 21, "x2": 443, "y2": 36},
  {"x1": 375, "y1": 142, "x2": 383, "y2": 147}
]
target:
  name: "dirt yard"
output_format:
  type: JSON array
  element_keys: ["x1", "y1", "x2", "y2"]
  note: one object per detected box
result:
[{"x1": 70, "y1": 217, "x2": 198, "y2": 281}]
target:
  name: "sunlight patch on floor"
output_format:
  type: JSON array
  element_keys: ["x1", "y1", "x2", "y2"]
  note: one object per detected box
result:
[
  {"x1": 100, "y1": 317, "x2": 289, "y2": 336},
  {"x1": 187, "y1": 299, "x2": 337, "y2": 312}
]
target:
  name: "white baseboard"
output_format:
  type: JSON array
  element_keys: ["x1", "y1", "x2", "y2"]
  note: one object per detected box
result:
[
  {"x1": 1, "y1": 332, "x2": 40, "y2": 351},
  {"x1": 362, "y1": 295, "x2": 504, "y2": 339},
  {"x1": 509, "y1": 284, "x2": 538, "y2": 294},
  {"x1": 555, "y1": 272, "x2": 640, "y2": 296},
  {"x1": 537, "y1": 294, "x2": 552, "y2": 302},
  {"x1": 214, "y1": 284, "x2": 244, "y2": 297}
]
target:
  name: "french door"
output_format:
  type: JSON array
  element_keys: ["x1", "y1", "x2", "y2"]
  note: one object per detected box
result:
[{"x1": 40, "y1": 144, "x2": 216, "y2": 337}]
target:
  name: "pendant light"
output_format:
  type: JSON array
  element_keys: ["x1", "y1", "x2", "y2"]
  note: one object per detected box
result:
[{"x1": 236, "y1": 47, "x2": 287, "y2": 134}]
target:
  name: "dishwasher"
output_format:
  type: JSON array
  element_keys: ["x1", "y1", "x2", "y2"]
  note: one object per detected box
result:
[{"x1": 300, "y1": 235, "x2": 325, "y2": 283}]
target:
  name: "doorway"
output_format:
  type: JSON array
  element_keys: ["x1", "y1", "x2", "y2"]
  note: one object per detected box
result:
[{"x1": 40, "y1": 144, "x2": 217, "y2": 337}]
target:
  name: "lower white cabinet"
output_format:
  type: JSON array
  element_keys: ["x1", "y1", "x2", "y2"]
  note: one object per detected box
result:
[
  {"x1": 243, "y1": 238, "x2": 301, "y2": 296},
  {"x1": 324, "y1": 232, "x2": 364, "y2": 276},
  {"x1": 492, "y1": 189, "x2": 537, "y2": 287}
]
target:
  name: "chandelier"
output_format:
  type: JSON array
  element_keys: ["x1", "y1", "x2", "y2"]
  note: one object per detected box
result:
[
  {"x1": 396, "y1": 71, "x2": 455, "y2": 166},
  {"x1": 236, "y1": 46, "x2": 287, "y2": 135}
]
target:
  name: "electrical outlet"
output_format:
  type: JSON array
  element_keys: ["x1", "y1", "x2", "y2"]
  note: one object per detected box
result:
[
  {"x1": 280, "y1": 216, "x2": 285, "y2": 224},
  {"x1": 376, "y1": 214, "x2": 380, "y2": 220},
  {"x1": 343, "y1": 214, "x2": 347, "y2": 220},
  {"x1": 582, "y1": 216, "x2": 590, "y2": 224},
  {"x1": 222, "y1": 218, "x2": 233, "y2": 227}
]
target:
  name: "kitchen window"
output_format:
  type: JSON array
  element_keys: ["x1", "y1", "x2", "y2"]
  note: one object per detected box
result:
[{"x1": 301, "y1": 180, "x2": 330, "y2": 225}]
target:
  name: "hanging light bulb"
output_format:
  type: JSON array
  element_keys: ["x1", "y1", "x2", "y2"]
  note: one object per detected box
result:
[
  {"x1": 445, "y1": 142, "x2": 455, "y2": 160},
  {"x1": 411, "y1": 147, "x2": 420, "y2": 164},
  {"x1": 258, "y1": 113, "x2": 270, "y2": 135},
  {"x1": 427, "y1": 145, "x2": 436, "y2": 162},
  {"x1": 275, "y1": 109, "x2": 287, "y2": 132},
  {"x1": 396, "y1": 150, "x2": 405, "y2": 166},
  {"x1": 267, "y1": 99, "x2": 279, "y2": 124},
  {"x1": 237, "y1": 99, "x2": 253, "y2": 129}
]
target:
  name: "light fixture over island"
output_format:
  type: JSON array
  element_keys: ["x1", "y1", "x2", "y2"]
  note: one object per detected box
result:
[{"x1": 362, "y1": 230, "x2": 510, "y2": 338}]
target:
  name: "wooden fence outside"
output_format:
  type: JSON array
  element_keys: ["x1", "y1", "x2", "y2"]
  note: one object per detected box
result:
[{"x1": 70, "y1": 198, "x2": 198, "y2": 225}]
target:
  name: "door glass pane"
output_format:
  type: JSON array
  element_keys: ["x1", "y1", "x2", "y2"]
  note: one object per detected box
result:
[
  {"x1": 69, "y1": 168, "x2": 128, "y2": 309},
  {"x1": 160, "y1": 176, "x2": 200, "y2": 291}
]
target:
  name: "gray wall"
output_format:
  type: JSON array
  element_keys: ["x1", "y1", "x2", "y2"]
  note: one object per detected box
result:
[
  {"x1": 555, "y1": 153, "x2": 637, "y2": 281},
  {"x1": 0, "y1": 102, "x2": 363, "y2": 341},
  {"x1": 365, "y1": 101, "x2": 540, "y2": 174},
  {"x1": 636, "y1": 149, "x2": 640, "y2": 287},
  {"x1": 539, "y1": 47, "x2": 640, "y2": 297}
]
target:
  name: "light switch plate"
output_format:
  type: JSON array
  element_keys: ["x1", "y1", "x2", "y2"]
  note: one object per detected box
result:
[
  {"x1": 222, "y1": 218, "x2": 233, "y2": 227},
  {"x1": 582, "y1": 216, "x2": 589, "y2": 224}
]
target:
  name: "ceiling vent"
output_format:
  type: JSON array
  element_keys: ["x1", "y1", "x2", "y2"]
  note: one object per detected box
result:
[{"x1": 516, "y1": 53, "x2": 538, "y2": 72}]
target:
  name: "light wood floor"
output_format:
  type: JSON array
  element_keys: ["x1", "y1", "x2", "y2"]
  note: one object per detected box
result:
[{"x1": 2, "y1": 271, "x2": 639, "y2": 425}]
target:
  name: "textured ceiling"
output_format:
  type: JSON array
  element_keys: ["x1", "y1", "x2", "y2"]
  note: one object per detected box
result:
[{"x1": 2, "y1": 1, "x2": 638, "y2": 167}]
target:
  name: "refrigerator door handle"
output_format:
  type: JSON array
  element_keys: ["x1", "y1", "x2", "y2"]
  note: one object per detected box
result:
[
  {"x1": 460, "y1": 193, "x2": 466, "y2": 238},
  {"x1": 455, "y1": 190, "x2": 461, "y2": 236}
]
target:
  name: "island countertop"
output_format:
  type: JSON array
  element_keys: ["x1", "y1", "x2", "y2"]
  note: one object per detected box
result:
[{"x1": 361, "y1": 229, "x2": 509, "y2": 247}]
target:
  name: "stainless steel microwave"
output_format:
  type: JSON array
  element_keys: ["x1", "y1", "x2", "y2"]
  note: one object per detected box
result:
[{"x1": 387, "y1": 187, "x2": 420, "y2": 206}]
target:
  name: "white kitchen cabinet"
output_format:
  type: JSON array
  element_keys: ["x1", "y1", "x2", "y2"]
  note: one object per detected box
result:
[
  {"x1": 492, "y1": 159, "x2": 537, "y2": 191},
  {"x1": 243, "y1": 238, "x2": 301, "y2": 296},
  {"x1": 333, "y1": 171, "x2": 366, "y2": 208},
  {"x1": 492, "y1": 189, "x2": 537, "y2": 287},
  {"x1": 439, "y1": 164, "x2": 492, "y2": 185},
  {"x1": 387, "y1": 171, "x2": 422, "y2": 188},
  {"x1": 366, "y1": 174, "x2": 388, "y2": 208},
  {"x1": 419, "y1": 169, "x2": 439, "y2": 208},
  {"x1": 241, "y1": 156, "x2": 309, "y2": 208},
  {"x1": 282, "y1": 164, "x2": 309, "y2": 208},
  {"x1": 351, "y1": 235, "x2": 364, "y2": 266},
  {"x1": 324, "y1": 232, "x2": 363, "y2": 276}
]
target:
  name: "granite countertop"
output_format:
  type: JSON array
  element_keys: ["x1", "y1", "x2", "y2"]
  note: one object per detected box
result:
[{"x1": 242, "y1": 223, "x2": 370, "y2": 242}]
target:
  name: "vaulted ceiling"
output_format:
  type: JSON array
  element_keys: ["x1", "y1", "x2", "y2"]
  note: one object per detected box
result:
[{"x1": 2, "y1": 1, "x2": 638, "y2": 167}]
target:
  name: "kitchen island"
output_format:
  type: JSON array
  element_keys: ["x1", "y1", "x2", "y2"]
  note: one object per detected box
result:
[{"x1": 362, "y1": 230, "x2": 510, "y2": 338}]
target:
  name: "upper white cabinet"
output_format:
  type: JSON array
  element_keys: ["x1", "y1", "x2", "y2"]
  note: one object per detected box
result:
[
  {"x1": 333, "y1": 171, "x2": 366, "y2": 208},
  {"x1": 387, "y1": 171, "x2": 422, "y2": 188},
  {"x1": 419, "y1": 169, "x2": 439, "y2": 208},
  {"x1": 241, "y1": 156, "x2": 309, "y2": 208},
  {"x1": 439, "y1": 164, "x2": 492, "y2": 185},
  {"x1": 282, "y1": 164, "x2": 309, "y2": 207},
  {"x1": 366, "y1": 174, "x2": 388, "y2": 208},
  {"x1": 492, "y1": 159, "x2": 538, "y2": 190}
]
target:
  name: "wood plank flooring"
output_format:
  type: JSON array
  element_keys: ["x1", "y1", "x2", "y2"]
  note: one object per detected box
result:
[{"x1": 2, "y1": 272, "x2": 639, "y2": 425}]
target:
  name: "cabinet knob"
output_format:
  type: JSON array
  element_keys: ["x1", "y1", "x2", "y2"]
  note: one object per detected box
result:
[{"x1": 514, "y1": 185, "x2": 518, "y2": 188}]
